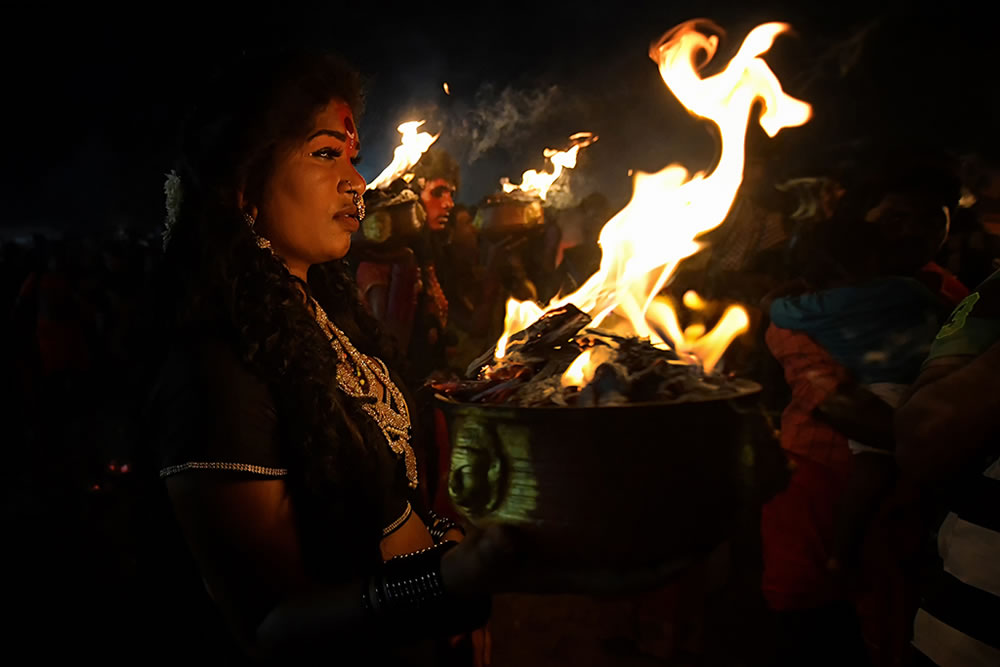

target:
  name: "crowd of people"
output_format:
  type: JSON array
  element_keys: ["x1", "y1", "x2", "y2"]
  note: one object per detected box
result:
[{"x1": 3, "y1": 49, "x2": 999, "y2": 665}]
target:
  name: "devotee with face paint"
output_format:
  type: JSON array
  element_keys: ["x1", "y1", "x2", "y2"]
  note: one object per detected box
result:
[
  {"x1": 403, "y1": 148, "x2": 461, "y2": 381},
  {"x1": 139, "y1": 50, "x2": 511, "y2": 665},
  {"x1": 356, "y1": 148, "x2": 462, "y2": 386},
  {"x1": 413, "y1": 149, "x2": 458, "y2": 235}
]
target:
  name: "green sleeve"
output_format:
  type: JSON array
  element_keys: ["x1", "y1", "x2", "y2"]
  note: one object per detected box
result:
[{"x1": 926, "y1": 270, "x2": 1000, "y2": 363}]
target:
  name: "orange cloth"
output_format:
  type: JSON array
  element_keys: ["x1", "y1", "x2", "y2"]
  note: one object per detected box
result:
[
  {"x1": 765, "y1": 324, "x2": 852, "y2": 471},
  {"x1": 918, "y1": 261, "x2": 970, "y2": 306},
  {"x1": 762, "y1": 324, "x2": 920, "y2": 665}
]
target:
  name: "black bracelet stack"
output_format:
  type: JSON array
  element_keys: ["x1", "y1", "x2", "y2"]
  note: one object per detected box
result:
[
  {"x1": 363, "y1": 541, "x2": 456, "y2": 613},
  {"x1": 427, "y1": 510, "x2": 464, "y2": 543},
  {"x1": 360, "y1": 539, "x2": 493, "y2": 639}
]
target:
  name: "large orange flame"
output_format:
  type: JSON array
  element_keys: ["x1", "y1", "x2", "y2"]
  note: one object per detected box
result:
[
  {"x1": 494, "y1": 20, "x2": 811, "y2": 377},
  {"x1": 561, "y1": 346, "x2": 616, "y2": 389},
  {"x1": 366, "y1": 121, "x2": 440, "y2": 191},
  {"x1": 501, "y1": 132, "x2": 597, "y2": 201}
]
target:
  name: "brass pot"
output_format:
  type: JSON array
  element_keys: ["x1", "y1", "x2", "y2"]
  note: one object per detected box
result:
[
  {"x1": 437, "y1": 385, "x2": 760, "y2": 586},
  {"x1": 358, "y1": 200, "x2": 426, "y2": 246},
  {"x1": 480, "y1": 198, "x2": 545, "y2": 239}
]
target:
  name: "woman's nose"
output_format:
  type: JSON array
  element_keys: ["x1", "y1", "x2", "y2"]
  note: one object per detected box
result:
[
  {"x1": 339, "y1": 170, "x2": 367, "y2": 193},
  {"x1": 351, "y1": 166, "x2": 367, "y2": 192}
]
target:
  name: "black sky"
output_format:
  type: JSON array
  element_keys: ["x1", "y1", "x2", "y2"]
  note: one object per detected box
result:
[{"x1": 2, "y1": 1, "x2": 997, "y2": 234}]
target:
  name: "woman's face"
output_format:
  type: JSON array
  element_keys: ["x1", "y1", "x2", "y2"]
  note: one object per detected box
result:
[{"x1": 255, "y1": 99, "x2": 365, "y2": 278}]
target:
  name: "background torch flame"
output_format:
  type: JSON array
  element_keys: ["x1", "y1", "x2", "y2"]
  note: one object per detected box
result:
[
  {"x1": 493, "y1": 20, "x2": 811, "y2": 378},
  {"x1": 366, "y1": 121, "x2": 440, "y2": 191},
  {"x1": 500, "y1": 132, "x2": 597, "y2": 201}
]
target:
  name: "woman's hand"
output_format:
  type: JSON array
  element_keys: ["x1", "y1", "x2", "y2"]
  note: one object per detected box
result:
[
  {"x1": 440, "y1": 524, "x2": 516, "y2": 596},
  {"x1": 443, "y1": 527, "x2": 466, "y2": 543}
]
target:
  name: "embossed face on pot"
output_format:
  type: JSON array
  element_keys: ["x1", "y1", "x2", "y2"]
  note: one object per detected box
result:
[
  {"x1": 255, "y1": 100, "x2": 365, "y2": 277},
  {"x1": 420, "y1": 178, "x2": 456, "y2": 231}
]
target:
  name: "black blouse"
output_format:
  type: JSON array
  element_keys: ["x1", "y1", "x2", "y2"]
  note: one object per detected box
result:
[
  {"x1": 142, "y1": 330, "x2": 449, "y2": 664},
  {"x1": 148, "y1": 331, "x2": 416, "y2": 547}
]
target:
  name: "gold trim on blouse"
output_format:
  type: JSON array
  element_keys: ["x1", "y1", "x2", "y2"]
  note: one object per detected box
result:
[
  {"x1": 382, "y1": 501, "x2": 413, "y2": 536},
  {"x1": 159, "y1": 462, "x2": 289, "y2": 478}
]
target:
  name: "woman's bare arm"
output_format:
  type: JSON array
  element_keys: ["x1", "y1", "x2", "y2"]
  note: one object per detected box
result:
[
  {"x1": 166, "y1": 474, "x2": 491, "y2": 658},
  {"x1": 165, "y1": 476, "x2": 312, "y2": 652}
]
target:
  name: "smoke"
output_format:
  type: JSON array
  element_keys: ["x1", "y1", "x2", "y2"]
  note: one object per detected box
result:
[
  {"x1": 453, "y1": 83, "x2": 565, "y2": 163},
  {"x1": 541, "y1": 170, "x2": 594, "y2": 209}
]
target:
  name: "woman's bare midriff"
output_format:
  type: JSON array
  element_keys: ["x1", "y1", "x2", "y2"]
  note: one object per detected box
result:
[{"x1": 380, "y1": 511, "x2": 434, "y2": 560}]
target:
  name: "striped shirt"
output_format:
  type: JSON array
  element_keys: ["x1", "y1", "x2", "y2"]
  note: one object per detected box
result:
[
  {"x1": 912, "y1": 457, "x2": 1000, "y2": 665},
  {"x1": 913, "y1": 271, "x2": 1000, "y2": 665}
]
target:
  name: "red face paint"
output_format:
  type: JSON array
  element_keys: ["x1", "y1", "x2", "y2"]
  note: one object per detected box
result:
[{"x1": 343, "y1": 113, "x2": 357, "y2": 151}]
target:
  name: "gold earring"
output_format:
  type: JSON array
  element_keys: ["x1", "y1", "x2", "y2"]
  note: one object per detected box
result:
[{"x1": 244, "y1": 212, "x2": 272, "y2": 250}]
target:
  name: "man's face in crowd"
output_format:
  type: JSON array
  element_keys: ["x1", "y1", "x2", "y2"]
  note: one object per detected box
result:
[{"x1": 421, "y1": 178, "x2": 456, "y2": 231}]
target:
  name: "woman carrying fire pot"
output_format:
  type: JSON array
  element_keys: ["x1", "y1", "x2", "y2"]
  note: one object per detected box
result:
[
  {"x1": 137, "y1": 49, "x2": 515, "y2": 665},
  {"x1": 137, "y1": 47, "x2": 699, "y2": 665}
]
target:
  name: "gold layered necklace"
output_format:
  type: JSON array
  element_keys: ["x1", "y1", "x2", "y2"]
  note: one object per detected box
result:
[{"x1": 311, "y1": 299, "x2": 418, "y2": 489}]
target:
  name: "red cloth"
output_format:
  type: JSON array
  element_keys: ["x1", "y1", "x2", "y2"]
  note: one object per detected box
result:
[
  {"x1": 761, "y1": 452, "x2": 851, "y2": 610},
  {"x1": 765, "y1": 324, "x2": 852, "y2": 471},
  {"x1": 356, "y1": 260, "x2": 420, "y2": 351},
  {"x1": 918, "y1": 261, "x2": 970, "y2": 306},
  {"x1": 761, "y1": 453, "x2": 920, "y2": 666},
  {"x1": 356, "y1": 261, "x2": 392, "y2": 299},
  {"x1": 763, "y1": 324, "x2": 920, "y2": 666}
]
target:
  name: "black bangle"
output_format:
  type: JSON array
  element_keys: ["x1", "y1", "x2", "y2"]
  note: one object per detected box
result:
[
  {"x1": 427, "y1": 510, "x2": 464, "y2": 543},
  {"x1": 364, "y1": 541, "x2": 456, "y2": 614}
]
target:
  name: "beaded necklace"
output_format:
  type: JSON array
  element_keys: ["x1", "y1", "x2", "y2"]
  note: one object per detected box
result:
[{"x1": 311, "y1": 299, "x2": 417, "y2": 489}]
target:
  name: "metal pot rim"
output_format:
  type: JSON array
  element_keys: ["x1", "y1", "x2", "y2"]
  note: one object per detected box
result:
[{"x1": 433, "y1": 379, "x2": 761, "y2": 414}]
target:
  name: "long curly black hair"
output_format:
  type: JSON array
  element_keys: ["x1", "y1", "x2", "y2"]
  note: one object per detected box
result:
[{"x1": 151, "y1": 48, "x2": 397, "y2": 574}]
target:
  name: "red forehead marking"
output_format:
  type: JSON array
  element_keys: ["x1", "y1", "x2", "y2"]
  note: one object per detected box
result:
[{"x1": 343, "y1": 115, "x2": 357, "y2": 150}]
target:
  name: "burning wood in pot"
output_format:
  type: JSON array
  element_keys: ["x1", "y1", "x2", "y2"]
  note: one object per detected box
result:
[
  {"x1": 435, "y1": 20, "x2": 811, "y2": 408},
  {"x1": 433, "y1": 304, "x2": 757, "y2": 407}
]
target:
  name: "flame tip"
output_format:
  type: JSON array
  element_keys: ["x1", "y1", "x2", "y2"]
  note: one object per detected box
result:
[
  {"x1": 501, "y1": 132, "x2": 596, "y2": 200},
  {"x1": 367, "y1": 120, "x2": 440, "y2": 191},
  {"x1": 492, "y1": 19, "x2": 810, "y2": 375}
]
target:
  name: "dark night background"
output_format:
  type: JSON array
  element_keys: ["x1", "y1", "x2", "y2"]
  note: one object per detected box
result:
[
  {"x1": 4, "y1": 2, "x2": 999, "y2": 662},
  {"x1": 2, "y1": 1, "x2": 997, "y2": 238}
]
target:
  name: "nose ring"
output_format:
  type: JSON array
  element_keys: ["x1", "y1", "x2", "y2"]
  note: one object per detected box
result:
[{"x1": 352, "y1": 189, "x2": 366, "y2": 222}]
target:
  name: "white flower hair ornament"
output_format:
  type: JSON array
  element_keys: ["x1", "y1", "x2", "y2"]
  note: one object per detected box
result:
[{"x1": 162, "y1": 170, "x2": 184, "y2": 250}]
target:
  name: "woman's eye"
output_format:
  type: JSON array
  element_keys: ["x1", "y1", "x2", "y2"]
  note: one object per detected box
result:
[
  {"x1": 312, "y1": 147, "x2": 343, "y2": 160},
  {"x1": 351, "y1": 155, "x2": 362, "y2": 166}
]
